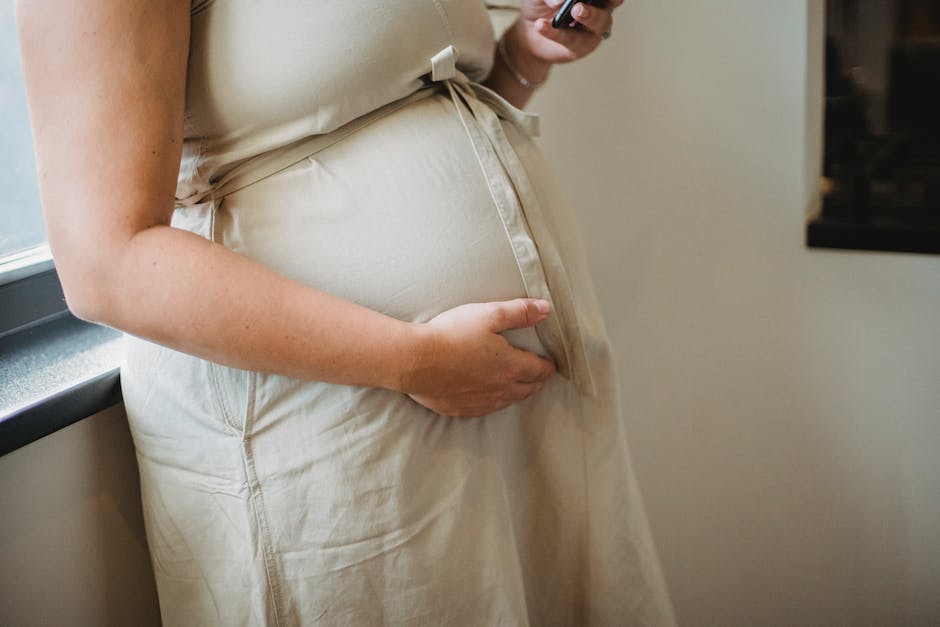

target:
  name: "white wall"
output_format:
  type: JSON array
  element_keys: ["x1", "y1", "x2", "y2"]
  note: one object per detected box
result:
[
  {"x1": 0, "y1": 406, "x2": 160, "y2": 626},
  {"x1": 532, "y1": 1, "x2": 940, "y2": 625}
]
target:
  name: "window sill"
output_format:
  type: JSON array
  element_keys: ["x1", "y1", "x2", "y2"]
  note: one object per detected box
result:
[{"x1": 0, "y1": 314, "x2": 122, "y2": 456}]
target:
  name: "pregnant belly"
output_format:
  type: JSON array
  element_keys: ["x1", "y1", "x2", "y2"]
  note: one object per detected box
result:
[{"x1": 215, "y1": 94, "x2": 544, "y2": 353}]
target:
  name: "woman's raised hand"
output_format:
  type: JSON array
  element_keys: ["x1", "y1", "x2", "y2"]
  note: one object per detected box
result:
[
  {"x1": 486, "y1": 0, "x2": 622, "y2": 107},
  {"x1": 516, "y1": 0, "x2": 622, "y2": 64},
  {"x1": 402, "y1": 298, "x2": 557, "y2": 418}
]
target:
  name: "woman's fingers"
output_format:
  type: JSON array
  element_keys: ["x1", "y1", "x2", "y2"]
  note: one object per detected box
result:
[
  {"x1": 483, "y1": 298, "x2": 556, "y2": 381},
  {"x1": 570, "y1": 2, "x2": 614, "y2": 38},
  {"x1": 482, "y1": 299, "x2": 557, "y2": 384},
  {"x1": 511, "y1": 381, "x2": 547, "y2": 402},
  {"x1": 541, "y1": 3, "x2": 612, "y2": 41},
  {"x1": 526, "y1": 0, "x2": 617, "y2": 62},
  {"x1": 513, "y1": 348, "x2": 557, "y2": 384},
  {"x1": 486, "y1": 298, "x2": 552, "y2": 333},
  {"x1": 404, "y1": 297, "x2": 559, "y2": 417},
  {"x1": 533, "y1": 18, "x2": 601, "y2": 59},
  {"x1": 412, "y1": 377, "x2": 548, "y2": 419}
]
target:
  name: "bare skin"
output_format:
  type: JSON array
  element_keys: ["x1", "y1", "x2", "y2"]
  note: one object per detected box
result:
[
  {"x1": 16, "y1": 0, "x2": 618, "y2": 418},
  {"x1": 485, "y1": 0, "x2": 621, "y2": 108}
]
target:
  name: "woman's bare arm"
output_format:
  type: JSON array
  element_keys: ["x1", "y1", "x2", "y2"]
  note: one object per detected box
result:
[{"x1": 16, "y1": 0, "x2": 554, "y2": 417}]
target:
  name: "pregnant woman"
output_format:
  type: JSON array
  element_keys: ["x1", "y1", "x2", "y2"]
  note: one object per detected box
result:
[{"x1": 17, "y1": 0, "x2": 674, "y2": 624}]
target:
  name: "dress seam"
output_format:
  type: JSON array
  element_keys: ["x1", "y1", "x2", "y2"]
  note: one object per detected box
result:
[
  {"x1": 207, "y1": 362, "x2": 239, "y2": 434},
  {"x1": 240, "y1": 371, "x2": 286, "y2": 627},
  {"x1": 429, "y1": 0, "x2": 456, "y2": 42}
]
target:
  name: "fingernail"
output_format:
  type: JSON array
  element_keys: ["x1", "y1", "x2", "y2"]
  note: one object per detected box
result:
[
  {"x1": 574, "y1": 4, "x2": 588, "y2": 18},
  {"x1": 546, "y1": 0, "x2": 565, "y2": 7},
  {"x1": 535, "y1": 300, "x2": 551, "y2": 314}
]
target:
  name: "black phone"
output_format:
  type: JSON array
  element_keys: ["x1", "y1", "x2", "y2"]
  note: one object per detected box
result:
[{"x1": 551, "y1": 0, "x2": 601, "y2": 29}]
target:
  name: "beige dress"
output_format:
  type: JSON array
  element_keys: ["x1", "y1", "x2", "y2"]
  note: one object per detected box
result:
[{"x1": 121, "y1": 1, "x2": 675, "y2": 625}]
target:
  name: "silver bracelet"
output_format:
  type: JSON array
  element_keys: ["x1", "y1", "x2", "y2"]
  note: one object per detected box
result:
[{"x1": 497, "y1": 35, "x2": 545, "y2": 90}]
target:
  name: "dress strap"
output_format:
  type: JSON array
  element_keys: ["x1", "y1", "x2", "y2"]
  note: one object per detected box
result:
[{"x1": 432, "y1": 47, "x2": 596, "y2": 396}]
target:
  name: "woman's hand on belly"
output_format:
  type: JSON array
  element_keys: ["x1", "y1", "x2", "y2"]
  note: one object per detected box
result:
[{"x1": 401, "y1": 299, "x2": 557, "y2": 418}]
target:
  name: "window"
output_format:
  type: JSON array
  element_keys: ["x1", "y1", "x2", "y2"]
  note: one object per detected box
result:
[
  {"x1": 0, "y1": 5, "x2": 122, "y2": 455},
  {"x1": 0, "y1": 3, "x2": 61, "y2": 336},
  {"x1": 0, "y1": 3, "x2": 47, "y2": 269},
  {"x1": 809, "y1": 0, "x2": 940, "y2": 254}
]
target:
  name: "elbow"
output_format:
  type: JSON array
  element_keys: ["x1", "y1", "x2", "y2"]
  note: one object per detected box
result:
[
  {"x1": 62, "y1": 289, "x2": 107, "y2": 325},
  {"x1": 47, "y1": 217, "x2": 151, "y2": 326},
  {"x1": 56, "y1": 260, "x2": 118, "y2": 326},
  {"x1": 52, "y1": 224, "x2": 164, "y2": 328}
]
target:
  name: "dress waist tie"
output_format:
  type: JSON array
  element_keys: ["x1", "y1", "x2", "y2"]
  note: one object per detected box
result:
[
  {"x1": 175, "y1": 46, "x2": 596, "y2": 397},
  {"x1": 431, "y1": 46, "x2": 596, "y2": 397}
]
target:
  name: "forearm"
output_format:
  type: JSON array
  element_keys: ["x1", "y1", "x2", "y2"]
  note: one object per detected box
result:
[
  {"x1": 81, "y1": 225, "x2": 418, "y2": 391},
  {"x1": 484, "y1": 22, "x2": 551, "y2": 109}
]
